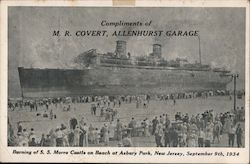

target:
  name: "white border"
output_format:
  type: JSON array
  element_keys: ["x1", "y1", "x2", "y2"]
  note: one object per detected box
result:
[{"x1": 0, "y1": 0, "x2": 249, "y2": 163}]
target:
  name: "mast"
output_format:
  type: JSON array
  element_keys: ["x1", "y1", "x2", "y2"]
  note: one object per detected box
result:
[
  {"x1": 18, "y1": 67, "x2": 24, "y2": 100},
  {"x1": 57, "y1": 17, "x2": 61, "y2": 60},
  {"x1": 198, "y1": 35, "x2": 202, "y2": 65},
  {"x1": 232, "y1": 74, "x2": 239, "y2": 111}
]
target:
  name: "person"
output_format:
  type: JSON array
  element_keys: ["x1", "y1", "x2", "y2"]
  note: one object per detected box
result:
[
  {"x1": 35, "y1": 102, "x2": 38, "y2": 111},
  {"x1": 100, "y1": 107, "x2": 104, "y2": 118},
  {"x1": 144, "y1": 118, "x2": 150, "y2": 137},
  {"x1": 213, "y1": 121, "x2": 222, "y2": 143},
  {"x1": 108, "y1": 121, "x2": 115, "y2": 140},
  {"x1": 165, "y1": 115, "x2": 171, "y2": 129},
  {"x1": 171, "y1": 127, "x2": 179, "y2": 147},
  {"x1": 45, "y1": 102, "x2": 49, "y2": 111},
  {"x1": 164, "y1": 127, "x2": 170, "y2": 147},
  {"x1": 93, "y1": 104, "x2": 97, "y2": 115},
  {"x1": 94, "y1": 128, "x2": 100, "y2": 144},
  {"x1": 103, "y1": 124, "x2": 109, "y2": 146},
  {"x1": 91, "y1": 104, "x2": 95, "y2": 115},
  {"x1": 49, "y1": 109, "x2": 53, "y2": 120},
  {"x1": 205, "y1": 127, "x2": 212, "y2": 147},
  {"x1": 61, "y1": 125, "x2": 69, "y2": 147},
  {"x1": 143, "y1": 100, "x2": 147, "y2": 109},
  {"x1": 70, "y1": 117, "x2": 78, "y2": 130},
  {"x1": 155, "y1": 124, "x2": 163, "y2": 147},
  {"x1": 189, "y1": 122, "x2": 198, "y2": 134},
  {"x1": 105, "y1": 109, "x2": 110, "y2": 121},
  {"x1": 88, "y1": 124, "x2": 95, "y2": 144},
  {"x1": 146, "y1": 94, "x2": 150, "y2": 104},
  {"x1": 66, "y1": 105, "x2": 71, "y2": 112},
  {"x1": 79, "y1": 117, "x2": 85, "y2": 127},
  {"x1": 152, "y1": 117, "x2": 158, "y2": 135},
  {"x1": 17, "y1": 122, "x2": 22, "y2": 134},
  {"x1": 113, "y1": 100, "x2": 116, "y2": 108},
  {"x1": 116, "y1": 119, "x2": 123, "y2": 141},
  {"x1": 223, "y1": 116, "x2": 232, "y2": 133},
  {"x1": 17, "y1": 132, "x2": 28, "y2": 147},
  {"x1": 236, "y1": 123, "x2": 243, "y2": 148},
  {"x1": 22, "y1": 129, "x2": 29, "y2": 139},
  {"x1": 128, "y1": 118, "x2": 136, "y2": 137},
  {"x1": 162, "y1": 114, "x2": 166, "y2": 124},
  {"x1": 82, "y1": 123, "x2": 88, "y2": 147},
  {"x1": 68, "y1": 129, "x2": 74, "y2": 146},
  {"x1": 39, "y1": 134, "x2": 46, "y2": 146},
  {"x1": 55, "y1": 126, "x2": 63, "y2": 147},
  {"x1": 190, "y1": 115, "x2": 196, "y2": 124},
  {"x1": 183, "y1": 113, "x2": 189, "y2": 123},
  {"x1": 228, "y1": 125, "x2": 236, "y2": 147},
  {"x1": 44, "y1": 134, "x2": 52, "y2": 146},
  {"x1": 159, "y1": 115, "x2": 164, "y2": 124},
  {"x1": 73, "y1": 126, "x2": 82, "y2": 146},
  {"x1": 198, "y1": 129, "x2": 205, "y2": 147},
  {"x1": 118, "y1": 99, "x2": 121, "y2": 108},
  {"x1": 136, "y1": 99, "x2": 139, "y2": 109},
  {"x1": 141, "y1": 120, "x2": 146, "y2": 136},
  {"x1": 43, "y1": 111, "x2": 48, "y2": 118},
  {"x1": 175, "y1": 112, "x2": 180, "y2": 121},
  {"x1": 179, "y1": 129, "x2": 187, "y2": 147},
  {"x1": 30, "y1": 101, "x2": 34, "y2": 112},
  {"x1": 122, "y1": 134, "x2": 133, "y2": 147},
  {"x1": 29, "y1": 128, "x2": 36, "y2": 142},
  {"x1": 173, "y1": 99, "x2": 176, "y2": 105},
  {"x1": 137, "y1": 122, "x2": 144, "y2": 137},
  {"x1": 100, "y1": 126, "x2": 105, "y2": 143},
  {"x1": 28, "y1": 137, "x2": 37, "y2": 146},
  {"x1": 188, "y1": 130, "x2": 197, "y2": 147},
  {"x1": 49, "y1": 128, "x2": 57, "y2": 146}
]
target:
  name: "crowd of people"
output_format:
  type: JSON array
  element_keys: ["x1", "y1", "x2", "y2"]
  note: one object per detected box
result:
[
  {"x1": 8, "y1": 108, "x2": 244, "y2": 147},
  {"x1": 7, "y1": 90, "x2": 245, "y2": 147},
  {"x1": 8, "y1": 89, "x2": 235, "y2": 112}
]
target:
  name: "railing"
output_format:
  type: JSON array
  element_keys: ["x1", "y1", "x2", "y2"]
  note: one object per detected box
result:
[{"x1": 100, "y1": 57, "x2": 132, "y2": 65}]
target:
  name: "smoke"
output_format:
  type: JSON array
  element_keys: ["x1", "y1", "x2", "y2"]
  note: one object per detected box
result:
[
  {"x1": 28, "y1": 38, "x2": 79, "y2": 69},
  {"x1": 210, "y1": 61, "x2": 219, "y2": 69},
  {"x1": 210, "y1": 61, "x2": 232, "y2": 72},
  {"x1": 168, "y1": 52, "x2": 180, "y2": 61}
]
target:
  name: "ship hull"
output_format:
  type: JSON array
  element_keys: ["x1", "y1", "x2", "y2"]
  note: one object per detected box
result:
[{"x1": 18, "y1": 66, "x2": 232, "y2": 98}]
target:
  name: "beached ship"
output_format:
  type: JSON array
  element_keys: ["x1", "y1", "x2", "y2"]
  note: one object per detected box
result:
[{"x1": 18, "y1": 40, "x2": 232, "y2": 98}]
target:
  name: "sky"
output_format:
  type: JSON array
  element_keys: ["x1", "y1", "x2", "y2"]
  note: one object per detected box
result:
[{"x1": 8, "y1": 7, "x2": 246, "y2": 97}]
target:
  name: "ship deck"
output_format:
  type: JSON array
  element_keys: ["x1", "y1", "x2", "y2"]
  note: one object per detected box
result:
[{"x1": 98, "y1": 63, "x2": 212, "y2": 72}]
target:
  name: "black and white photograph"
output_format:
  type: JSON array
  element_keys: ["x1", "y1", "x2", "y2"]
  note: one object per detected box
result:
[{"x1": 6, "y1": 6, "x2": 247, "y2": 149}]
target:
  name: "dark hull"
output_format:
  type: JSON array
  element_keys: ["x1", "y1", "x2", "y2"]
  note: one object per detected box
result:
[{"x1": 18, "y1": 66, "x2": 232, "y2": 98}]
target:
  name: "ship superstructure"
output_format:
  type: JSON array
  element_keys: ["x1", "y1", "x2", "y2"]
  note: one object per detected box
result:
[{"x1": 18, "y1": 40, "x2": 232, "y2": 98}]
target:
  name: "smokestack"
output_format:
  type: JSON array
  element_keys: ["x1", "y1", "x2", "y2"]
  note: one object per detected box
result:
[
  {"x1": 153, "y1": 44, "x2": 161, "y2": 58},
  {"x1": 115, "y1": 40, "x2": 127, "y2": 58}
]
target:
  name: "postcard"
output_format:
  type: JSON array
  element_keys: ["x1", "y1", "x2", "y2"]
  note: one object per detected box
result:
[{"x1": 0, "y1": 0, "x2": 249, "y2": 163}]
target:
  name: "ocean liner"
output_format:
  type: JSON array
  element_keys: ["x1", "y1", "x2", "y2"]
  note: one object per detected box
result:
[{"x1": 18, "y1": 40, "x2": 232, "y2": 98}]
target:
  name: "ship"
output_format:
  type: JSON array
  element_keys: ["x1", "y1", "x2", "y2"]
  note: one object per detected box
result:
[{"x1": 18, "y1": 40, "x2": 233, "y2": 98}]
